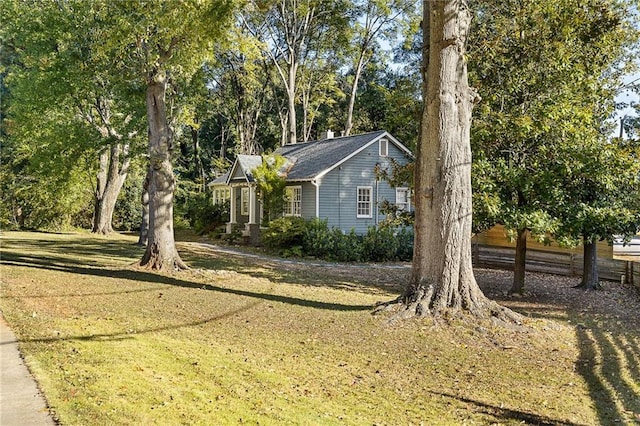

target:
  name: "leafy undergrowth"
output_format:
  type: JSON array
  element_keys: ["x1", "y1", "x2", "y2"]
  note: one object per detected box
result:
[{"x1": 1, "y1": 231, "x2": 639, "y2": 425}]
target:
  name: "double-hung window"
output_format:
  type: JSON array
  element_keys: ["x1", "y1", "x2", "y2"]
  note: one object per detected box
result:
[
  {"x1": 395, "y1": 187, "x2": 410, "y2": 212},
  {"x1": 357, "y1": 186, "x2": 373, "y2": 218},
  {"x1": 213, "y1": 188, "x2": 230, "y2": 206},
  {"x1": 240, "y1": 187, "x2": 249, "y2": 216},
  {"x1": 284, "y1": 186, "x2": 302, "y2": 217}
]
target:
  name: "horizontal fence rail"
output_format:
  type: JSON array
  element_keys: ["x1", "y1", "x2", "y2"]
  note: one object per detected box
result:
[{"x1": 472, "y1": 243, "x2": 640, "y2": 287}]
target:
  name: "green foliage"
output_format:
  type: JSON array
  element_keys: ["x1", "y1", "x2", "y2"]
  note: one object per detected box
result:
[
  {"x1": 302, "y1": 218, "x2": 335, "y2": 259},
  {"x1": 331, "y1": 228, "x2": 364, "y2": 262},
  {"x1": 186, "y1": 194, "x2": 230, "y2": 236},
  {"x1": 261, "y1": 216, "x2": 307, "y2": 253},
  {"x1": 362, "y1": 226, "x2": 400, "y2": 262},
  {"x1": 174, "y1": 177, "x2": 230, "y2": 235},
  {"x1": 253, "y1": 154, "x2": 288, "y2": 223},
  {"x1": 302, "y1": 219, "x2": 364, "y2": 262},
  {"x1": 263, "y1": 217, "x2": 412, "y2": 262},
  {"x1": 375, "y1": 157, "x2": 414, "y2": 228},
  {"x1": 394, "y1": 227, "x2": 414, "y2": 261},
  {"x1": 468, "y1": 0, "x2": 640, "y2": 245},
  {"x1": 113, "y1": 165, "x2": 145, "y2": 232}
]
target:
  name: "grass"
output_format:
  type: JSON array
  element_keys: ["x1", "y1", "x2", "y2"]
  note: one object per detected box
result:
[{"x1": 1, "y1": 231, "x2": 638, "y2": 425}]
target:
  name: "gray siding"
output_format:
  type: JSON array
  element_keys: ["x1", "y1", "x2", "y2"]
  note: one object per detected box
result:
[
  {"x1": 317, "y1": 140, "x2": 410, "y2": 234},
  {"x1": 283, "y1": 182, "x2": 316, "y2": 219},
  {"x1": 300, "y1": 182, "x2": 316, "y2": 218}
]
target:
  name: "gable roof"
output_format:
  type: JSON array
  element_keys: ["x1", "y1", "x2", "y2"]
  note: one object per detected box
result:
[
  {"x1": 208, "y1": 172, "x2": 229, "y2": 187},
  {"x1": 226, "y1": 154, "x2": 263, "y2": 184},
  {"x1": 275, "y1": 130, "x2": 411, "y2": 181},
  {"x1": 217, "y1": 130, "x2": 412, "y2": 186}
]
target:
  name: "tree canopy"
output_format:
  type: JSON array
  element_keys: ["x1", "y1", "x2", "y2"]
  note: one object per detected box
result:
[{"x1": 468, "y1": 0, "x2": 640, "y2": 292}]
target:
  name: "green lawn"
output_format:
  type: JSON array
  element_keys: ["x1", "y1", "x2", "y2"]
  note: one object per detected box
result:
[{"x1": 1, "y1": 231, "x2": 638, "y2": 425}]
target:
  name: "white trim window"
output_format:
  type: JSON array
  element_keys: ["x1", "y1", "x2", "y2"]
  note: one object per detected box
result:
[
  {"x1": 284, "y1": 186, "x2": 302, "y2": 216},
  {"x1": 240, "y1": 187, "x2": 250, "y2": 216},
  {"x1": 395, "y1": 187, "x2": 411, "y2": 211},
  {"x1": 213, "y1": 187, "x2": 230, "y2": 205},
  {"x1": 379, "y1": 138, "x2": 388, "y2": 157},
  {"x1": 357, "y1": 186, "x2": 373, "y2": 218}
]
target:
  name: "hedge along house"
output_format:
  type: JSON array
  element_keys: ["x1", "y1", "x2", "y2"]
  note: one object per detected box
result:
[{"x1": 209, "y1": 130, "x2": 413, "y2": 244}]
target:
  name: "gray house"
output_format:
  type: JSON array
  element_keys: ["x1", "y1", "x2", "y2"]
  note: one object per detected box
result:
[{"x1": 209, "y1": 130, "x2": 413, "y2": 243}]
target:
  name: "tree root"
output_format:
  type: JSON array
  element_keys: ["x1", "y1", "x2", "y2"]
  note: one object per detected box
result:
[
  {"x1": 572, "y1": 281, "x2": 603, "y2": 291},
  {"x1": 373, "y1": 296, "x2": 524, "y2": 328}
]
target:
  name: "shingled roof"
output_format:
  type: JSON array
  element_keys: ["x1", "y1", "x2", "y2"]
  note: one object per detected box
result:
[
  {"x1": 217, "y1": 130, "x2": 411, "y2": 185},
  {"x1": 275, "y1": 130, "x2": 410, "y2": 181}
]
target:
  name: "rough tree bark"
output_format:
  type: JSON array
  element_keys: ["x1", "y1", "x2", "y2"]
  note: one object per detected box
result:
[
  {"x1": 93, "y1": 143, "x2": 129, "y2": 234},
  {"x1": 139, "y1": 72, "x2": 187, "y2": 270},
  {"x1": 510, "y1": 227, "x2": 527, "y2": 294},
  {"x1": 379, "y1": 0, "x2": 519, "y2": 322},
  {"x1": 82, "y1": 96, "x2": 132, "y2": 235},
  {"x1": 575, "y1": 236, "x2": 600, "y2": 290}
]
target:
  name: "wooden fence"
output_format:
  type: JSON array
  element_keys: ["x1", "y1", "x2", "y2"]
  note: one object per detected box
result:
[
  {"x1": 472, "y1": 244, "x2": 640, "y2": 287},
  {"x1": 471, "y1": 226, "x2": 640, "y2": 287}
]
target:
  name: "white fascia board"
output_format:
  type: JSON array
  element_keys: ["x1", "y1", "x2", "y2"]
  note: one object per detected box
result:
[
  {"x1": 314, "y1": 131, "x2": 406, "y2": 180},
  {"x1": 385, "y1": 132, "x2": 414, "y2": 158},
  {"x1": 225, "y1": 159, "x2": 241, "y2": 185}
]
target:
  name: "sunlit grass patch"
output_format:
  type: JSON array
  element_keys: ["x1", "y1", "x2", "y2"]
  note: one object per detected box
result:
[{"x1": 1, "y1": 231, "x2": 638, "y2": 425}]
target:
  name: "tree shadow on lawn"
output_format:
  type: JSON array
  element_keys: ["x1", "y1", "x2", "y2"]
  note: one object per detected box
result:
[
  {"x1": 0, "y1": 251, "x2": 373, "y2": 313},
  {"x1": 1, "y1": 235, "x2": 144, "y2": 264},
  {"x1": 476, "y1": 270, "x2": 640, "y2": 425},
  {"x1": 181, "y1": 243, "x2": 408, "y2": 296},
  {"x1": 574, "y1": 323, "x2": 640, "y2": 425},
  {"x1": 2, "y1": 299, "x2": 264, "y2": 345},
  {"x1": 431, "y1": 391, "x2": 587, "y2": 426}
]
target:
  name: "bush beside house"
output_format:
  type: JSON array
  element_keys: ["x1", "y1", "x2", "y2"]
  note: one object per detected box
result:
[{"x1": 262, "y1": 217, "x2": 413, "y2": 262}]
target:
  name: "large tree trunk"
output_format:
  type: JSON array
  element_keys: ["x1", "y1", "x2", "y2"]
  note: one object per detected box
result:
[
  {"x1": 576, "y1": 236, "x2": 600, "y2": 290},
  {"x1": 510, "y1": 228, "x2": 527, "y2": 294},
  {"x1": 93, "y1": 143, "x2": 129, "y2": 235},
  {"x1": 139, "y1": 73, "x2": 187, "y2": 270},
  {"x1": 383, "y1": 0, "x2": 518, "y2": 322}
]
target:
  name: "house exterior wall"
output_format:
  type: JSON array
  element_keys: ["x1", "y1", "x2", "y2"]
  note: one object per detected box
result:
[
  {"x1": 300, "y1": 182, "x2": 316, "y2": 218},
  {"x1": 316, "y1": 139, "x2": 410, "y2": 234}
]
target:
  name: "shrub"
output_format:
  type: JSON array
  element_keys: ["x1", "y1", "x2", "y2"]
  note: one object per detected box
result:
[
  {"x1": 264, "y1": 217, "x2": 411, "y2": 263},
  {"x1": 332, "y1": 228, "x2": 363, "y2": 262},
  {"x1": 362, "y1": 226, "x2": 400, "y2": 262},
  {"x1": 302, "y1": 218, "x2": 334, "y2": 259},
  {"x1": 395, "y1": 227, "x2": 414, "y2": 261},
  {"x1": 184, "y1": 193, "x2": 230, "y2": 235},
  {"x1": 262, "y1": 216, "x2": 307, "y2": 252}
]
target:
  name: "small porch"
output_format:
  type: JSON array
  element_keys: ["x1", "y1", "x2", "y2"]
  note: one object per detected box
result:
[
  {"x1": 225, "y1": 183, "x2": 262, "y2": 245},
  {"x1": 224, "y1": 155, "x2": 264, "y2": 245}
]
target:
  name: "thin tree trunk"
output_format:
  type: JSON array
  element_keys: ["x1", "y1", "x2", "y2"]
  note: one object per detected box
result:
[
  {"x1": 92, "y1": 148, "x2": 109, "y2": 233},
  {"x1": 511, "y1": 228, "x2": 527, "y2": 294},
  {"x1": 379, "y1": 0, "x2": 518, "y2": 322},
  {"x1": 191, "y1": 126, "x2": 205, "y2": 192},
  {"x1": 344, "y1": 51, "x2": 366, "y2": 137},
  {"x1": 576, "y1": 236, "x2": 600, "y2": 290},
  {"x1": 139, "y1": 72, "x2": 187, "y2": 270},
  {"x1": 279, "y1": 109, "x2": 288, "y2": 146},
  {"x1": 137, "y1": 169, "x2": 150, "y2": 246},
  {"x1": 287, "y1": 62, "x2": 298, "y2": 144}
]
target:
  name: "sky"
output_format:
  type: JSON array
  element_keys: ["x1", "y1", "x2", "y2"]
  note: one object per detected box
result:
[{"x1": 613, "y1": 71, "x2": 640, "y2": 138}]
